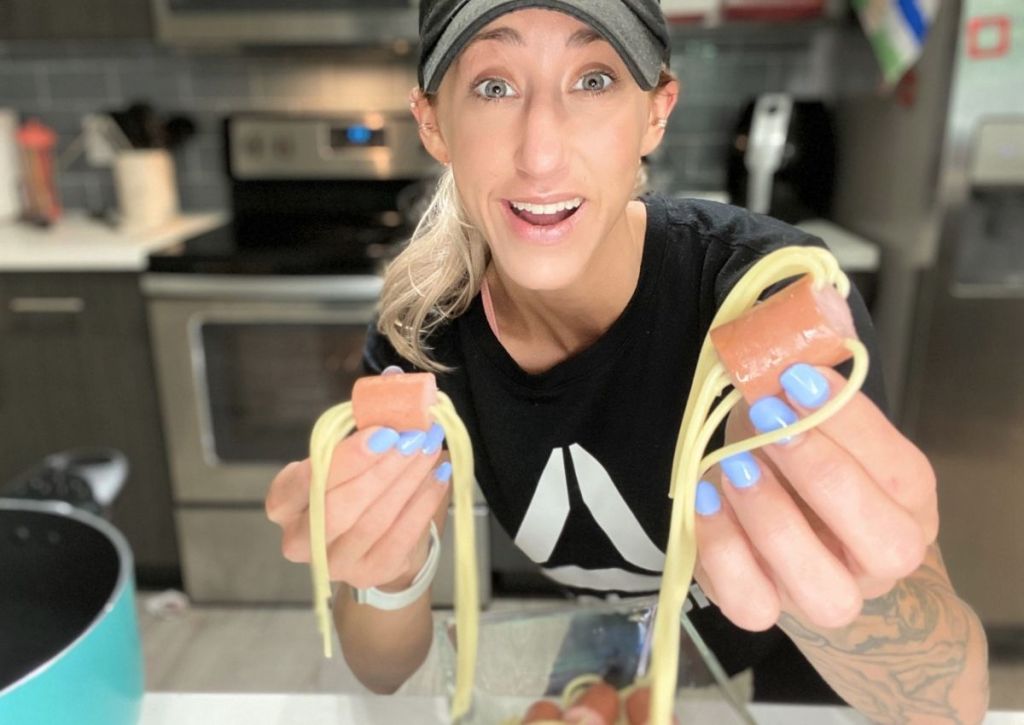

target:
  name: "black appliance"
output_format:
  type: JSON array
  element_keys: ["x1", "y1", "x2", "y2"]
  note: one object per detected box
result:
[{"x1": 726, "y1": 93, "x2": 837, "y2": 224}]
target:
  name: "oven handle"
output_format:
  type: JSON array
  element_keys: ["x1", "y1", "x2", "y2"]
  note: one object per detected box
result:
[{"x1": 141, "y1": 274, "x2": 383, "y2": 302}]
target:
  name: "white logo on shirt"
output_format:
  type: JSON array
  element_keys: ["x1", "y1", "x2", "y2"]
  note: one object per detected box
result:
[{"x1": 514, "y1": 444, "x2": 666, "y2": 592}]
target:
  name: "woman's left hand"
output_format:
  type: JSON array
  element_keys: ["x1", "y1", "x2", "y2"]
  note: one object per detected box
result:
[{"x1": 692, "y1": 364, "x2": 940, "y2": 632}]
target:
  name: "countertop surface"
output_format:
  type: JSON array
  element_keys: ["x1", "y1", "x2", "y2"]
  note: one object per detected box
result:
[
  {"x1": 0, "y1": 209, "x2": 879, "y2": 275},
  {"x1": 139, "y1": 693, "x2": 1023, "y2": 725},
  {"x1": 0, "y1": 212, "x2": 226, "y2": 272}
]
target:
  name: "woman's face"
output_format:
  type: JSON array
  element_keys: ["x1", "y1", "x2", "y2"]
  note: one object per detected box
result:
[{"x1": 415, "y1": 8, "x2": 677, "y2": 293}]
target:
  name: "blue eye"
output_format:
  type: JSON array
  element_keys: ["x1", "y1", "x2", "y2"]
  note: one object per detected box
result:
[
  {"x1": 574, "y1": 71, "x2": 614, "y2": 93},
  {"x1": 473, "y1": 78, "x2": 517, "y2": 101}
]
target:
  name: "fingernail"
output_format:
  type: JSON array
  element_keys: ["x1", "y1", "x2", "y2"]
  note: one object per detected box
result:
[
  {"x1": 749, "y1": 396, "x2": 799, "y2": 444},
  {"x1": 695, "y1": 481, "x2": 721, "y2": 516},
  {"x1": 780, "y1": 363, "x2": 830, "y2": 409},
  {"x1": 367, "y1": 427, "x2": 400, "y2": 454},
  {"x1": 721, "y1": 451, "x2": 762, "y2": 489},
  {"x1": 421, "y1": 422, "x2": 446, "y2": 455},
  {"x1": 397, "y1": 430, "x2": 427, "y2": 456},
  {"x1": 381, "y1": 365, "x2": 404, "y2": 376},
  {"x1": 434, "y1": 461, "x2": 453, "y2": 484}
]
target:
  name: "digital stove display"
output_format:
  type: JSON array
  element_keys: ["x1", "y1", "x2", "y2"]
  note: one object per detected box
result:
[{"x1": 330, "y1": 124, "x2": 386, "y2": 149}]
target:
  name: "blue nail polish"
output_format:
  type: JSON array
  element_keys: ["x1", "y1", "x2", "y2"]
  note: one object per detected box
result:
[
  {"x1": 721, "y1": 451, "x2": 762, "y2": 489},
  {"x1": 695, "y1": 481, "x2": 721, "y2": 516},
  {"x1": 749, "y1": 396, "x2": 799, "y2": 444},
  {"x1": 434, "y1": 461, "x2": 453, "y2": 484},
  {"x1": 780, "y1": 363, "x2": 830, "y2": 409},
  {"x1": 397, "y1": 430, "x2": 427, "y2": 456},
  {"x1": 381, "y1": 365, "x2": 404, "y2": 376},
  {"x1": 368, "y1": 427, "x2": 400, "y2": 454},
  {"x1": 422, "y1": 423, "x2": 446, "y2": 455}
]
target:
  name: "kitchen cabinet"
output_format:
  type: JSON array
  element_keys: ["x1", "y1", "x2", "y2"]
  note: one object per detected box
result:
[
  {"x1": 0, "y1": 0, "x2": 152, "y2": 41},
  {"x1": 0, "y1": 272, "x2": 179, "y2": 585}
]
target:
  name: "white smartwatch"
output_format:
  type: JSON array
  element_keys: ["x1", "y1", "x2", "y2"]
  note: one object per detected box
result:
[{"x1": 352, "y1": 521, "x2": 441, "y2": 610}]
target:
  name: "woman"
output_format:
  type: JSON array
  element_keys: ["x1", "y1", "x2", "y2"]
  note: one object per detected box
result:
[{"x1": 266, "y1": 1, "x2": 990, "y2": 721}]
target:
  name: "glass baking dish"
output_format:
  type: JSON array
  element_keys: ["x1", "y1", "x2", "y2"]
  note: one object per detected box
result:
[{"x1": 435, "y1": 596, "x2": 755, "y2": 724}]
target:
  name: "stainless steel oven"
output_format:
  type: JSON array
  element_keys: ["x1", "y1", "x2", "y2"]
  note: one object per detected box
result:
[
  {"x1": 142, "y1": 114, "x2": 489, "y2": 606},
  {"x1": 144, "y1": 274, "x2": 490, "y2": 605}
]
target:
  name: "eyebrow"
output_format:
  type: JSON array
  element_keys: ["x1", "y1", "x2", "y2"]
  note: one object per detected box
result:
[{"x1": 466, "y1": 26, "x2": 605, "y2": 49}]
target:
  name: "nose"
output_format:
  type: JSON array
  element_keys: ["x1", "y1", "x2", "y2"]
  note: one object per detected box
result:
[{"x1": 514, "y1": 91, "x2": 569, "y2": 182}]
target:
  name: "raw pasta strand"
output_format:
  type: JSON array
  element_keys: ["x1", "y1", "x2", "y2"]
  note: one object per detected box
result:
[
  {"x1": 430, "y1": 393, "x2": 479, "y2": 722},
  {"x1": 307, "y1": 401, "x2": 355, "y2": 658},
  {"x1": 648, "y1": 246, "x2": 866, "y2": 724}
]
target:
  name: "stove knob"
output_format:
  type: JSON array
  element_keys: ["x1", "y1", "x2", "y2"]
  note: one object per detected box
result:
[
  {"x1": 273, "y1": 136, "x2": 294, "y2": 158},
  {"x1": 243, "y1": 135, "x2": 265, "y2": 157}
]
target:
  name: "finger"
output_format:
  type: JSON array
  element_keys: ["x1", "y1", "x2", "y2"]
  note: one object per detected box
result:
[
  {"x1": 361, "y1": 461, "x2": 453, "y2": 579},
  {"x1": 328, "y1": 457, "x2": 451, "y2": 587},
  {"x1": 779, "y1": 365, "x2": 939, "y2": 541},
  {"x1": 266, "y1": 459, "x2": 312, "y2": 525},
  {"x1": 325, "y1": 426, "x2": 446, "y2": 538},
  {"x1": 716, "y1": 451, "x2": 863, "y2": 629},
  {"x1": 693, "y1": 480, "x2": 780, "y2": 631},
  {"x1": 742, "y1": 397, "x2": 927, "y2": 582},
  {"x1": 281, "y1": 512, "x2": 312, "y2": 563}
]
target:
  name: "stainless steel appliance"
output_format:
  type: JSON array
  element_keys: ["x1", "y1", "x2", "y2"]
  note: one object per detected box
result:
[
  {"x1": 143, "y1": 113, "x2": 490, "y2": 607},
  {"x1": 151, "y1": 0, "x2": 417, "y2": 46},
  {"x1": 901, "y1": 0, "x2": 1024, "y2": 649}
]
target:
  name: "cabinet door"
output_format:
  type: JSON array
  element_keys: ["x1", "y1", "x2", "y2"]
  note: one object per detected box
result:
[
  {"x1": 0, "y1": 273, "x2": 178, "y2": 583},
  {"x1": 0, "y1": 0, "x2": 151, "y2": 40}
]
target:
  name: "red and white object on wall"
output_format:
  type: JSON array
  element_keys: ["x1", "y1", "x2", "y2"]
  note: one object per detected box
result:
[
  {"x1": 722, "y1": 0, "x2": 826, "y2": 22},
  {"x1": 662, "y1": 0, "x2": 721, "y2": 24}
]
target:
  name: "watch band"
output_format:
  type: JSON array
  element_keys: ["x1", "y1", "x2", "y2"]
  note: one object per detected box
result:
[{"x1": 352, "y1": 521, "x2": 441, "y2": 610}]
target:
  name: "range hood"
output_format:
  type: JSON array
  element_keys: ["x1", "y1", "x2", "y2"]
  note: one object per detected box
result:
[{"x1": 151, "y1": 0, "x2": 419, "y2": 46}]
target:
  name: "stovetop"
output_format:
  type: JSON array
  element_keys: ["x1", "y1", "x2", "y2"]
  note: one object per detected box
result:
[{"x1": 147, "y1": 218, "x2": 408, "y2": 275}]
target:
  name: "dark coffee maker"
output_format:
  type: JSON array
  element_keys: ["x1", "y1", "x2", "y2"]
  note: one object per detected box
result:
[{"x1": 726, "y1": 93, "x2": 837, "y2": 224}]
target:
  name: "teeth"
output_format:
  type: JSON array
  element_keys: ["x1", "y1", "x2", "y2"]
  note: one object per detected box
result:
[{"x1": 509, "y1": 197, "x2": 583, "y2": 215}]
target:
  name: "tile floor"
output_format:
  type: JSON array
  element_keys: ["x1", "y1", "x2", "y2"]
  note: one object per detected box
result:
[{"x1": 137, "y1": 593, "x2": 1024, "y2": 712}]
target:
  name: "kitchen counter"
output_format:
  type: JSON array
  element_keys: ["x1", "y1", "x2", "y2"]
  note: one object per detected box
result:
[
  {"x1": 0, "y1": 212, "x2": 226, "y2": 272},
  {"x1": 139, "y1": 694, "x2": 1023, "y2": 724}
]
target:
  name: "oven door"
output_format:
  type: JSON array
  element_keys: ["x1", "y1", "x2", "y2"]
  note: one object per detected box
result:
[
  {"x1": 143, "y1": 274, "x2": 490, "y2": 605},
  {"x1": 145, "y1": 275, "x2": 380, "y2": 504}
]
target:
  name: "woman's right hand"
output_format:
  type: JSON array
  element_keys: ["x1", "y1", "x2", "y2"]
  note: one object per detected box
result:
[{"x1": 265, "y1": 371, "x2": 452, "y2": 592}]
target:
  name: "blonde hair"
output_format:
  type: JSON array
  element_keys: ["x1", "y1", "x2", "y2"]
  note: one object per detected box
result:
[{"x1": 378, "y1": 68, "x2": 677, "y2": 372}]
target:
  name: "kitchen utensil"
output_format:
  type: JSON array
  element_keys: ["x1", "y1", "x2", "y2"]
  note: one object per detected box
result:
[{"x1": 0, "y1": 499, "x2": 144, "y2": 725}]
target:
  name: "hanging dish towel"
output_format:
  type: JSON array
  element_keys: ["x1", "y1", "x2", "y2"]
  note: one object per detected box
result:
[{"x1": 853, "y1": 0, "x2": 940, "y2": 86}]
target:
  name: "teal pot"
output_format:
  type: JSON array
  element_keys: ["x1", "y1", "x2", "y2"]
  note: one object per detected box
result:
[{"x1": 0, "y1": 498, "x2": 143, "y2": 725}]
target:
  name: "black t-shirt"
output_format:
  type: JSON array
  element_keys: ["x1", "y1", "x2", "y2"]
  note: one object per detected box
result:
[{"x1": 364, "y1": 193, "x2": 888, "y2": 704}]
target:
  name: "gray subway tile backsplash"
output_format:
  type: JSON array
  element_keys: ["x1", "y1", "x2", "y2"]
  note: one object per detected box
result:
[{"x1": 0, "y1": 27, "x2": 875, "y2": 213}]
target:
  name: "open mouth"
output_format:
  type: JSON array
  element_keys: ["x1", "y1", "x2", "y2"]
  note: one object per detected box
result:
[{"x1": 507, "y1": 198, "x2": 584, "y2": 227}]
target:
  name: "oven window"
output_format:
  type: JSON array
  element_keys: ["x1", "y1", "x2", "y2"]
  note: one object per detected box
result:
[{"x1": 200, "y1": 322, "x2": 367, "y2": 463}]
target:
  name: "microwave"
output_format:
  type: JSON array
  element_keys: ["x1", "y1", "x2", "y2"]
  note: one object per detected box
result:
[{"x1": 151, "y1": 0, "x2": 419, "y2": 46}]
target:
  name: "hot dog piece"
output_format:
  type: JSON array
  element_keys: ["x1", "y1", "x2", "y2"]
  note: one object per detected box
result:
[
  {"x1": 351, "y1": 372, "x2": 438, "y2": 431},
  {"x1": 522, "y1": 698, "x2": 564, "y2": 723},
  {"x1": 624, "y1": 686, "x2": 680, "y2": 725},
  {"x1": 709, "y1": 274, "x2": 856, "y2": 403},
  {"x1": 562, "y1": 681, "x2": 620, "y2": 725}
]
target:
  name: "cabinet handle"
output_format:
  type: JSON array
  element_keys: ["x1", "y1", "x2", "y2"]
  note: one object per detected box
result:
[{"x1": 8, "y1": 297, "x2": 86, "y2": 314}]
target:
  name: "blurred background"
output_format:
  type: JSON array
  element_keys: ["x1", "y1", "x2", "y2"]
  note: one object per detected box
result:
[{"x1": 1, "y1": 0, "x2": 1021, "y2": 719}]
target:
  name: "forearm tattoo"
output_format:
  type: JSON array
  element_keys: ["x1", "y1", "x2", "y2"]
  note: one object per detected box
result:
[{"x1": 778, "y1": 548, "x2": 983, "y2": 724}]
